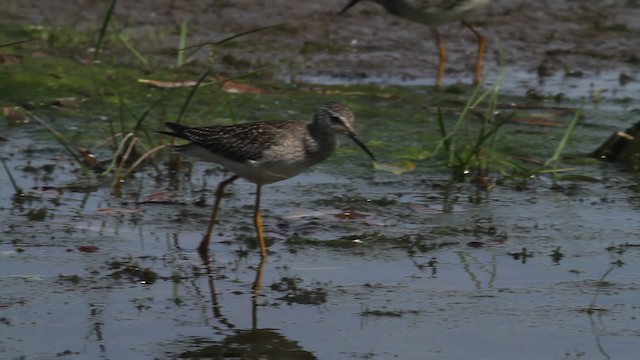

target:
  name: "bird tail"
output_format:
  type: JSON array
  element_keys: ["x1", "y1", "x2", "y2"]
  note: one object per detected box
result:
[{"x1": 156, "y1": 122, "x2": 191, "y2": 140}]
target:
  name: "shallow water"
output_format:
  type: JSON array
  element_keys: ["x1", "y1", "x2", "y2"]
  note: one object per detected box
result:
[{"x1": 2, "y1": 122, "x2": 639, "y2": 359}]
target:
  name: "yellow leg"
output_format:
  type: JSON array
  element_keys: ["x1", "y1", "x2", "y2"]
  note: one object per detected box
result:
[
  {"x1": 253, "y1": 184, "x2": 267, "y2": 259},
  {"x1": 462, "y1": 19, "x2": 485, "y2": 85},
  {"x1": 198, "y1": 175, "x2": 239, "y2": 254},
  {"x1": 432, "y1": 28, "x2": 446, "y2": 89}
]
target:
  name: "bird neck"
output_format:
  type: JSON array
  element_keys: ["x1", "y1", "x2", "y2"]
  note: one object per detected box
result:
[{"x1": 307, "y1": 121, "x2": 338, "y2": 157}]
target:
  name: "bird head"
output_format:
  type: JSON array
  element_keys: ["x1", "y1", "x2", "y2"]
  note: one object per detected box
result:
[{"x1": 315, "y1": 102, "x2": 376, "y2": 161}]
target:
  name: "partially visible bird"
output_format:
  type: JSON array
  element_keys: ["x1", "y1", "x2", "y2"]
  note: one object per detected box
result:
[
  {"x1": 339, "y1": 0, "x2": 491, "y2": 87},
  {"x1": 158, "y1": 102, "x2": 376, "y2": 257}
]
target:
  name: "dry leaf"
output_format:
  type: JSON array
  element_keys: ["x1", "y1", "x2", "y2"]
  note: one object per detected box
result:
[
  {"x1": 52, "y1": 97, "x2": 83, "y2": 108},
  {"x1": 78, "y1": 245, "x2": 99, "y2": 253},
  {"x1": 373, "y1": 160, "x2": 416, "y2": 174},
  {"x1": 31, "y1": 51, "x2": 48, "y2": 58},
  {"x1": 220, "y1": 80, "x2": 267, "y2": 94},
  {"x1": 335, "y1": 209, "x2": 369, "y2": 220},
  {"x1": 138, "y1": 79, "x2": 198, "y2": 88},
  {"x1": 80, "y1": 149, "x2": 105, "y2": 172},
  {"x1": 3, "y1": 107, "x2": 29, "y2": 125},
  {"x1": 284, "y1": 208, "x2": 340, "y2": 219},
  {"x1": 141, "y1": 191, "x2": 178, "y2": 203},
  {"x1": 0, "y1": 53, "x2": 22, "y2": 65},
  {"x1": 509, "y1": 117, "x2": 564, "y2": 127}
]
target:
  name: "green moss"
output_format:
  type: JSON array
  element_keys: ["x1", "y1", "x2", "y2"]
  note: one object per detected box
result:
[{"x1": 299, "y1": 40, "x2": 345, "y2": 55}]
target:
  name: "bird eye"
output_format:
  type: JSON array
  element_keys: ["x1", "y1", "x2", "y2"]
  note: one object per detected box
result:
[{"x1": 330, "y1": 115, "x2": 343, "y2": 124}]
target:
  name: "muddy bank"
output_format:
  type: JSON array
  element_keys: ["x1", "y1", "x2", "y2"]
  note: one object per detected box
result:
[{"x1": 4, "y1": 0, "x2": 640, "y2": 93}]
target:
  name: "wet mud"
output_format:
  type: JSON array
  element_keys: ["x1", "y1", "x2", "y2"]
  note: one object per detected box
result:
[{"x1": 4, "y1": 1, "x2": 640, "y2": 92}]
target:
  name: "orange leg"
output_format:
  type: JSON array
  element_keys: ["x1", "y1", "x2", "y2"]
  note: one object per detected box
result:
[
  {"x1": 198, "y1": 174, "x2": 239, "y2": 254},
  {"x1": 432, "y1": 28, "x2": 446, "y2": 88},
  {"x1": 253, "y1": 184, "x2": 267, "y2": 259},
  {"x1": 462, "y1": 19, "x2": 485, "y2": 85}
]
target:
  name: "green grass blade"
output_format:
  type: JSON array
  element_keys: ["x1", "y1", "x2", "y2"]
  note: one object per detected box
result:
[
  {"x1": 436, "y1": 108, "x2": 450, "y2": 151},
  {"x1": 545, "y1": 106, "x2": 582, "y2": 166},
  {"x1": 431, "y1": 84, "x2": 483, "y2": 159},
  {"x1": 214, "y1": 65, "x2": 278, "y2": 87},
  {"x1": 0, "y1": 38, "x2": 38, "y2": 48},
  {"x1": 122, "y1": 144, "x2": 166, "y2": 178},
  {"x1": 26, "y1": 111, "x2": 91, "y2": 178},
  {"x1": 181, "y1": 23, "x2": 284, "y2": 58},
  {"x1": 133, "y1": 91, "x2": 173, "y2": 133},
  {"x1": 100, "y1": 132, "x2": 134, "y2": 176},
  {"x1": 94, "y1": 0, "x2": 118, "y2": 62},
  {"x1": 544, "y1": 105, "x2": 583, "y2": 181},
  {"x1": 175, "y1": 68, "x2": 212, "y2": 124},
  {"x1": 587, "y1": 264, "x2": 617, "y2": 312},
  {"x1": 1, "y1": 158, "x2": 23, "y2": 196},
  {"x1": 117, "y1": 33, "x2": 150, "y2": 70},
  {"x1": 177, "y1": 20, "x2": 188, "y2": 67}
]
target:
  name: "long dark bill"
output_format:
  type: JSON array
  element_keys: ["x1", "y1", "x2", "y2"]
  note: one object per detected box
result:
[
  {"x1": 338, "y1": 0, "x2": 362, "y2": 15},
  {"x1": 348, "y1": 133, "x2": 377, "y2": 161}
]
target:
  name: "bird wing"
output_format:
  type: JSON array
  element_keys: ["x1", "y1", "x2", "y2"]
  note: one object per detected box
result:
[
  {"x1": 406, "y1": 0, "x2": 453, "y2": 11},
  {"x1": 172, "y1": 120, "x2": 302, "y2": 163},
  {"x1": 407, "y1": 0, "x2": 486, "y2": 14}
]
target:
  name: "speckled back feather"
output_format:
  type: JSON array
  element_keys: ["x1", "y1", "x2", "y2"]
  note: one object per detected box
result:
[{"x1": 160, "y1": 120, "x2": 306, "y2": 163}]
